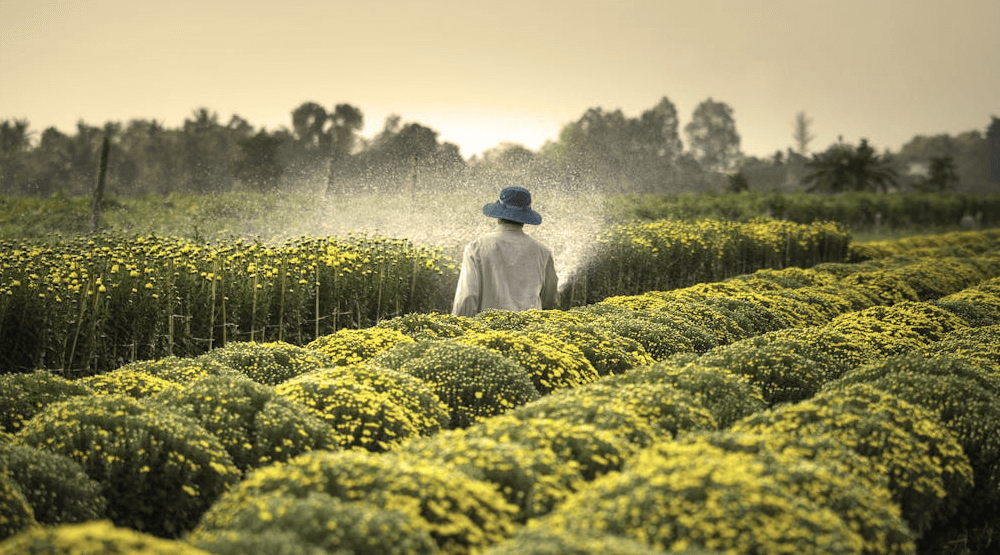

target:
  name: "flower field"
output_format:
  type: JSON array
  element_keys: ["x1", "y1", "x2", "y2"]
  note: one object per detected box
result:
[{"x1": 2, "y1": 221, "x2": 1000, "y2": 554}]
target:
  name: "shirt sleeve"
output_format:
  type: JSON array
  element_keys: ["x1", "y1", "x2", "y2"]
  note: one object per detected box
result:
[
  {"x1": 451, "y1": 244, "x2": 481, "y2": 317},
  {"x1": 540, "y1": 252, "x2": 559, "y2": 310}
]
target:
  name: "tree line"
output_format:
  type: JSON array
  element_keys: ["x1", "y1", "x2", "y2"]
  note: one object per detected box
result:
[{"x1": 1, "y1": 98, "x2": 997, "y2": 197}]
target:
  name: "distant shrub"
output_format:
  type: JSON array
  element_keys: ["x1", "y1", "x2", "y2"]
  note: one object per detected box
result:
[
  {"x1": 150, "y1": 374, "x2": 340, "y2": 472},
  {"x1": 525, "y1": 320, "x2": 654, "y2": 376},
  {"x1": 0, "y1": 469, "x2": 34, "y2": 541},
  {"x1": 511, "y1": 381, "x2": 716, "y2": 447},
  {"x1": 466, "y1": 414, "x2": 636, "y2": 481},
  {"x1": 0, "y1": 520, "x2": 215, "y2": 555},
  {"x1": 372, "y1": 340, "x2": 539, "y2": 429},
  {"x1": 694, "y1": 333, "x2": 849, "y2": 405},
  {"x1": 275, "y1": 368, "x2": 421, "y2": 451},
  {"x1": 115, "y1": 356, "x2": 242, "y2": 383},
  {"x1": 200, "y1": 449, "x2": 518, "y2": 555},
  {"x1": 456, "y1": 329, "x2": 599, "y2": 395},
  {"x1": 196, "y1": 340, "x2": 333, "y2": 385},
  {"x1": 399, "y1": 429, "x2": 583, "y2": 522},
  {"x1": 838, "y1": 270, "x2": 921, "y2": 305},
  {"x1": 734, "y1": 383, "x2": 973, "y2": 536},
  {"x1": 79, "y1": 369, "x2": 181, "y2": 399},
  {"x1": 0, "y1": 371, "x2": 91, "y2": 434},
  {"x1": 374, "y1": 311, "x2": 476, "y2": 340},
  {"x1": 540, "y1": 440, "x2": 861, "y2": 555},
  {"x1": 187, "y1": 490, "x2": 439, "y2": 555},
  {"x1": 17, "y1": 394, "x2": 241, "y2": 538},
  {"x1": 0, "y1": 442, "x2": 105, "y2": 525},
  {"x1": 484, "y1": 526, "x2": 689, "y2": 555},
  {"x1": 615, "y1": 361, "x2": 766, "y2": 427},
  {"x1": 305, "y1": 327, "x2": 415, "y2": 367}
]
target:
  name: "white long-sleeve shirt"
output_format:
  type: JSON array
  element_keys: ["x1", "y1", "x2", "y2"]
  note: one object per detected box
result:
[{"x1": 451, "y1": 222, "x2": 559, "y2": 317}]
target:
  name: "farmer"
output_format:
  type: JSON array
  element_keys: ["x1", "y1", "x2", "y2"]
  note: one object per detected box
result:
[{"x1": 451, "y1": 186, "x2": 559, "y2": 317}]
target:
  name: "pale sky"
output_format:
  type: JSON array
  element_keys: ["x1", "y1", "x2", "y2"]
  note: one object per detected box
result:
[{"x1": 2, "y1": 0, "x2": 998, "y2": 159}]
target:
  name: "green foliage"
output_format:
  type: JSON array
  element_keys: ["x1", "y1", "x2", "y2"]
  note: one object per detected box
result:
[
  {"x1": 16, "y1": 394, "x2": 241, "y2": 538},
  {"x1": 466, "y1": 414, "x2": 636, "y2": 481},
  {"x1": 372, "y1": 340, "x2": 539, "y2": 429},
  {"x1": 734, "y1": 383, "x2": 974, "y2": 536},
  {"x1": 0, "y1": 442, "x2": 105, "y2": 525},
  {"x1": 0, "y1": 469, "x2": 34, "y2": 541},
  {"x1": 455, "y1": 330, "x2": 600, "y2": 395},
  {"x1": 0, "y1": 520, "x2": 215, "y2": 555},
  {"x1": 0, "y1": 371, "x2": 92, "y2": 434},
  {"x1": 615, "y1": 361, "x2": 766, "y2": 427},
  {"x1": 541, "y1": 440, "x2": 863, "y2": 555},
  {"x1": 511, "y1": 381, "x2": 717, "y2": 447},
  {"x1": 79, "y1": 369, "x2": 182, "y2": 399},
  {"x1": 149, "y1": 374, "x2": 340, "y2": 473},
  {"x1": 187, "y1": 491, "x2": 439, "y2": 555},
  {"x1": 305, "y1": 327, "x2": 414, "y2": 366},
  {"x1": 197, "y1": 340, "x2": 334, "y2": 386},
  {"x1": 200, "y1": 449, "x2": 518, "y2": 555},
  {"x1": 484, "y1": 527, "x2": 682, "y2": 555},
  {"x1": 692, "y1": 333, "x2": 850, "y2": 405},
  {"x1": 398, "y1": 429, "x2": 584, "y2": 522},
  {"x1": 803, "y1": 139, "x2": 898, "y2": 193}
]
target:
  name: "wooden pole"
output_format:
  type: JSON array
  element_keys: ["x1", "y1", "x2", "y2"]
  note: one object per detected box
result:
[{"x1": 91, "y1": 136, "x2": 111, "y2": 233}]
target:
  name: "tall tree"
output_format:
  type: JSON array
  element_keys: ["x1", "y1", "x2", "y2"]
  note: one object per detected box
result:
[
  {"x1": 792, "y1": 111, "x2": 815, "y2": 156},
  {"x1": 685, "y1": 98, "x2": 742, "y2": 172},
  {"x1": 0, "y1": 119, "x2": 33, "y2": 194}
]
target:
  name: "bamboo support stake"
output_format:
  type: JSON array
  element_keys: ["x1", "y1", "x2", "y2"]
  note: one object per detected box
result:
[{"x1": 91, "y1": 136, "x2": 111, "y2": 234}]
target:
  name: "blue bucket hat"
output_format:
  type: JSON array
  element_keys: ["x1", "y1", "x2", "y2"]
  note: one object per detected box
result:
[{"x1": 482, "y1": 186, "x2": 542, "y2": 225}]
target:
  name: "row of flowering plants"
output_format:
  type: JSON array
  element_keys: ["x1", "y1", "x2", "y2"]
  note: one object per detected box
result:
[
  {"x1": 2, "y1": 228, "x2": 1000, "y2": 553},
  {"x1": 0, "y1": 233, "x2": 456, "y2": 375}
]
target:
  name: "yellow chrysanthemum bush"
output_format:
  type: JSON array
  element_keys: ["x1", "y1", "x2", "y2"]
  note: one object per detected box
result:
[
  {"x1": 186, "y1": 490, "x2": 439, "y2": 555},
  {"x1": 923, "y1": 325, "x2": 1000, "y2": 375},
  {"x1": 455, "y1": 329, "x2": 600, "y2": 395},
  {"x1": 825, "y1": 305, "x2": 942, "y2": 360},
  {"x1": 148, "y1": 373, "x2": 340, "y2": 473},
  {"x1": 733, "y1": 383, "x2": 974, "y2": 537},
  {"x1": 568, "y1": 307, "x2": 705, "y2": 362},
  {"x1": 465, "y1": 414, "x2": 636, "y2": 481},
  {"x1": 305, "y1": 326, "x2": 415, "y2": 366},
  {"x1": 691, "y1": 331, "x2": 851, "y2": 406},
  {"x1": 371, "y1": 340, "x2": 540, "y2": 429},
  {"x1": 837, "y1": 270, "x2": 922, "y2": 305},
  {"x1": 374, "y1": 311, "x2": 477, "y2": 340},
  {"x1": 826, "y1": 353, "x2": 1000, "y2": 551},
  {"x1": 195, "y1": 449, "x2": 519, "y2": 555},
  {"x1": 929, "y1": 290, "x2": 1000, "y2": 327},
  {"x1": 113, "y1": 355, "x2": 243, "y2": 383},
  {"x1": 524, "y1": 320, "x2": 654, "y2": 376},
  {"x1": 472, "y1": 308, "x2": 584, "y2": 332},
  {"x1": 0, "y1": 371, "x2": 92, "y2": 435},
  {"x1": 0, "y1": 442, "x2": 105, "y2": 526},
  {"x1": 397, "y1": 428, "x2": 584, "y2": 522},
  {"x1": 614, "y1": 360, "x2": 766, "y2": 427},
  {"x1": 538, "y1": 439, "x2": 863, "y2": 555},
  {"x1": 0, "y1": 520, "x2": 215, "y2": 555},
  {"x1": 484, "y1": 526, "x2": 698, "y2": 555},
  {"x1": 78, "y1": 369, "x2": 182, "y2": 399},
  {"x1": 763, "y1": 326, "x2": 879, "y2": 369},
  {"x1": 274, "y1": 364, "x2": 445, "y2": 451},
  {"x1": 673, "y1": 430, "x2": 917, "y2": 555},
  {"x1": 15, "y1": 394, "x2": 241, "y2": 538},
  {"x1": 510, "y1": 380, "x2": 717, "y2": 448},
  {"x1": 196, "y1": 340, "x2": 334, "y2": 385},
  {"x1": 0, "y1": 468, "x2": 34, "y2": 541}
]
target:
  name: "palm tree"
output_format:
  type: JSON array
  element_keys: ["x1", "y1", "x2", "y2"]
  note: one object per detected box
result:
[{"x1": 802, "y1": 139, "x2": 897, "y2": 193}]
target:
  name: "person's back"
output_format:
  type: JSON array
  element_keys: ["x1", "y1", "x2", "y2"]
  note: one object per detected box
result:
[{"x1": 452, "y1": 188, "x2": 558, "y2": 317}]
